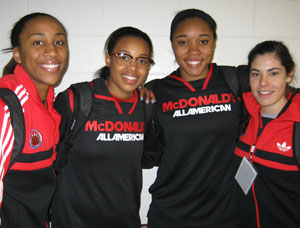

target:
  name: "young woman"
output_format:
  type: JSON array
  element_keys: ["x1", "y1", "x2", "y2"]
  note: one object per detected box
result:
[
  {"x1": 144, "y1": 8, "x2": 249, "y2": 228},
  {"x1": 234, "y1": 40, "x2": 300, "y2": 228},
  {"x1": 51, "y1": 26, "x2": 155, "y2": 228},
  {"x1": 0, "y1": 13, "x2": 68, "y2": 227}
]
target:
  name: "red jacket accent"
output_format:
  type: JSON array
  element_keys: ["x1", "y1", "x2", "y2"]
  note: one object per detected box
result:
[
  {"x1": 234, "y1": 91, "x2": 300, "y2": 227},
  {"x1": 0, "y1": 65, "x2": 61, "y2": 227}
]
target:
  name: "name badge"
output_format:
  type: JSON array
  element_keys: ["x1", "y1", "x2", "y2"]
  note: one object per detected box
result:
[{"x1": 235, "y1": 156, "x2": 257, "y2": 195}]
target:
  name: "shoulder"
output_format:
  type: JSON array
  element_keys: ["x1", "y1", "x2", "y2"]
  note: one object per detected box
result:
[
  {"x1": 54, "y1": 87, "x2": 74, "y2": 115},
  {"x1": 217, "y1": 64, "x2": 248, "y2": 76},
  {"x1": 290, "y1": 92, "x2": 300, "y2": 109},
  {"x1": 0, "y1": 74, "x2": 20, "y2": 93},
  {"x1": 145, "y1": 78, "x2": 161, "y2": 90},
  {"x1": 217, "y1": 64, "x2": 250, "y2": 94},
  {"x1": 0, "y1": 88, "x2": 23, "y2": 117},
  {"x1": 56, "y1": 80, "x2": 94, "y2": 102},
  {"x1": 145, "y1": 74, "x2": 178, "y2": 90},
  {"x1": 0, "y1": 73, "x2": 16, "y2": 85},
  {"x1": 0, "y1": 95, "x2": 15, "y2": 142}
]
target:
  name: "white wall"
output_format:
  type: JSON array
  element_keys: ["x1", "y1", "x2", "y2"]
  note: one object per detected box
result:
[{"x1": 1, "y1": 0, "x2": 300, "y2": 224}]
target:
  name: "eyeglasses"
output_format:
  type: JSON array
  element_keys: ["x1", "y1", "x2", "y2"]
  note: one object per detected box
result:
[{"x1": 111, "y1": 52, "x2": 155, "y2": 69}]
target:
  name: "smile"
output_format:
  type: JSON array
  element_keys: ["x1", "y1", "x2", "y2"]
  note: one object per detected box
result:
[
  {"x1": 186, "y1": 60, "x2": 201, "y2": 67},
  {"x1": 259, "y1": 91, "x2": 272, "y2": 95},
  {"x1": 122, "y1": 75, "x2": 137, "y2": 81},
  {"x1": 40, "y1": 64, "x2": 61, "y2": 70}
]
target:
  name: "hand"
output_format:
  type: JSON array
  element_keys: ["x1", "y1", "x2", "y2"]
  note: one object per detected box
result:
[{"x1": 139, "y1": 86, "x2": 156, "y2": 104}]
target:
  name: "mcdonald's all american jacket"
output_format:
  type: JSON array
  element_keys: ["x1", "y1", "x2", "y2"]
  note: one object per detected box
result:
[
  {"x1": 51, "y1": 77, "x2": 152, "y2": 228},
  {"x1": 145, "y1": 64, "x2": 243, "y2": 227},
  {"x1": 234, "y1": 91, "x2": 300, "y2": 228},
  {"x1": 0, "y1": 65, "x2": 61, "y2": 228}
]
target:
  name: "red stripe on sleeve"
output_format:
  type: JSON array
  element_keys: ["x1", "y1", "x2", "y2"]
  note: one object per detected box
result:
[{"x1": 68, "y1": 89, "x2": 74, "y2": 112}]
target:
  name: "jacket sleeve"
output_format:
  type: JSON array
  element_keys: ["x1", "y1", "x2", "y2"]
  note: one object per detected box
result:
[
  {"x1": 237, "y1": 65, "x2": 250, "y2": 93},
  {"x1": 0, "y1": 99, "x2": 14, "y2": 206},
  {"x1": 142, "y1": 94, "x2": 164, "y2": 169},
  {"x1": 53, "y1": 89, "x2": 75, "y2": 173},
  {"x1": 145, "y1": 78, "x2": 160, "y2": 90},
  {"x1": 236, "y1": 65, "x2": 251, "y2": 136},
  {"x1": 142, "y1": 120, "x2": 164, "y2": 169},
  {"x1": 54, "y1": 89, "x2": 75, "y2": 142}
]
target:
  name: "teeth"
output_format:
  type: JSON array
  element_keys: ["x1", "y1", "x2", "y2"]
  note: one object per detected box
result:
[
  {"x1": 123, "y1": 75, "x2": 137, "y2": 80},
  {"x1": 187, "y1": 61, "x2": 201, "y2": 65},
  {"x1": 259, "y1": 91, "x2": 271, "y2": 95},
  {"x1": 41, "y1": 64, "x2": 60, "y2": 69}
]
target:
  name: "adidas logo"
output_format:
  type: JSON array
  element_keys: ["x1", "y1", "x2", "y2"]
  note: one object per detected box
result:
[{"x1": 277, "y1": 142, "x2": 291, "y2": 152}]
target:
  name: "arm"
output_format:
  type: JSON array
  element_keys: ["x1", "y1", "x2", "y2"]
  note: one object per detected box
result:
[
  {"x1": 142, "y1": 79, "x2": 164, "y2": 168},
  {"x1": 237, "y1": 65, "x2": 250, "y2": 94},
  {"x1": 0, "y1": 99, "x2": 14, "y2": 206},
  {"x1": 142, "y1": 103, "x2": 164, "y2": 169},
  {"x1": 54, "y1": 89, "x2": 75, "y2": 141},
  {"x1": 237, "y1": 65, "x2": 250, "y2": 136},
  {"x1": 53, "y1": 89, "x2": 74, "y2": 173}
]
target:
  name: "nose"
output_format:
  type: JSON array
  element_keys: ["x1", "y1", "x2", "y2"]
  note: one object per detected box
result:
[
  {"x1": 128, "y1": 58, "x2": 138, "y2": 70},
  {"x1": 187, "y1": 42, "x2": 200, "y2": 55},
  {"x1": 44, "y1": 43, "x2": 58, "y2": 57},
  {"x1": 260, "y1": 74, "x2": 269, "y2": 86}
]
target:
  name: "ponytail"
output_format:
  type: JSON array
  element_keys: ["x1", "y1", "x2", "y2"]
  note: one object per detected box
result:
[
  {"x1": 94, "y1": 66, "x2": 110, "y2": 80},
  {"x1": 2, "y1": 58, "x2": 17, "y2": 76}
]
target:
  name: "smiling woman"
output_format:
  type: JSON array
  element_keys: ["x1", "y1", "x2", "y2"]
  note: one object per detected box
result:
[
  {"x1": 12, "y1": 16, "x2": 68, "y2": 100},
  {"x1": 248, "y1": 42, "x2": 294, "y2": 115},
  {"x1": 143, "y1": 8, "x2": 250, "y2": 228},
  {"x1": 0, "y1": 12, "x2": 68, "y2": 228},
  {"x1": 104, "y1": 35, "x2": 153, "y2": 99},
  {"x1": 51, "y1": 26, "x2": 156, "y2": 228},
  {"x1": 234, "y1": 40, "x2": 300, "y2": 228},
  {"x1": 171, "y1": 17, "x2": 216, "y2": 81}
]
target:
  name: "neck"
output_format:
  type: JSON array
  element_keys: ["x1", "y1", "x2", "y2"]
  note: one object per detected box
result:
[
  {"x1": 37, "y1": 87, "x2": 49, "y2": 101},
  {"x1": 261, "y1": 98, "x2": 288, "y2": 116},
  {"x1": 105, "y1": 79, "x2": 133, "y2": 99},
  {"x1": 261, "y1": 112, "x2": 277, "y2": 119}
]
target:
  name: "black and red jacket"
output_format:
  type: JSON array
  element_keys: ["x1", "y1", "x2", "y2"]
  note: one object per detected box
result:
[
  {"x1": 234, "y1": 91, "x2": 300, "y2": 228},
  {"x1": 145, "y1": 64, "x2": 243, "y2": 227},
  {"x1": 0, "y1": 65, "x2": 61, "y2": 228},
  {"x1": 51, "y1": 77, "x2": 151, "y2": 228}
]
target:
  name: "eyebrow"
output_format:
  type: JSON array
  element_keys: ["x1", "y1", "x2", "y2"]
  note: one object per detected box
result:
[
  {"x1": 27, "y1": 32, "x2": 66, "y2": 38},
  {"x1": 117, "y1": 50, "x2": 149, "y2": 58},
  {"x1": 138, "y1": 54, "x2": 150, "y2": 57},
  {"x1": 251, "y1": 67, "x2": 281, "y2": 72},
  {"x1": 174, "y1": 34, "x2": 210, "y2": 39},
  {"x1": 267, "y1": 67, "x2": 281, "y2": 72}
]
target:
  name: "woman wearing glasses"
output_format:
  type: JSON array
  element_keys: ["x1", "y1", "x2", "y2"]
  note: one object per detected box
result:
[{"x1": 51, "y1": 26, "x2": 155, "y2": 228}]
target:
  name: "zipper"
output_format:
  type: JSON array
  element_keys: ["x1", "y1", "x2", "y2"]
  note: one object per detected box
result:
[
  {"x1": 251, "y1": 111, "x2": 262, "y2": 228},
  {"x1": 249, "y1": 144, "x2": 256, "y2": 160},
  {"x1": 248, "y1": 111, "x2": 262, "y2": 162}
]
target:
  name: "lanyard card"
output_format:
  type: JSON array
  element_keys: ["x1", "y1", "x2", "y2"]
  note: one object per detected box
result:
[{"x1": 235, "y1": 156, "x2": 257, "y2": 195}]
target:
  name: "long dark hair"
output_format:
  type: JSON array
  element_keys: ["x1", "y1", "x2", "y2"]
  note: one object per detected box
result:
[
  {"x1": 2, "y1": 12, "x2": 67, "y2": 76},
  {"x1": 94, "y1": 26, "x2": 153, "y2": 79}
]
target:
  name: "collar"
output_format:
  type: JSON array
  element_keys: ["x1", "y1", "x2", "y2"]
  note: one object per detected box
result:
[
  {"x1": 93, "y1": 77, "x2": 138, "y2": 114},
  {"x1": 243, "y1": 91, "x2": 300, "y2": 122},
  {"x1": 168, "y1": 63, "x2": 214, "y2": 92},
  {"x1": 14, "y1": 64, "x2": 55, "y2": 109}
]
